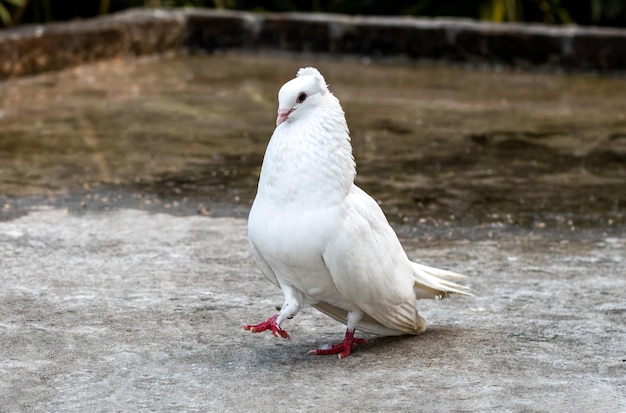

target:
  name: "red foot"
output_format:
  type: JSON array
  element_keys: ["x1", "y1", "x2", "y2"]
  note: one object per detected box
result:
[
  {"x1": 242, "y1": 314, "x2": 290, "y2": 340},
  {"x1": 308, "y1": 329, "x2": 366, "y2": 359}
]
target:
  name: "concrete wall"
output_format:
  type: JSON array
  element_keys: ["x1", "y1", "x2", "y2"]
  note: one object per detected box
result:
[
  {"x1": 0, "y1": 10, "x2": 186, "y2": 79},
  {"x1": 1, "y1": 8, "x2": 626, "y2": 79}
]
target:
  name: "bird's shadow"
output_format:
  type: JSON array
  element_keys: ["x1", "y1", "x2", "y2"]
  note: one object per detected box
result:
[
  {"x1": 238, "y1": 325, "x2": 472, "y2": 365},
  {"x1": 358, "y1": 325, "x2": 470, "y2": 355}
]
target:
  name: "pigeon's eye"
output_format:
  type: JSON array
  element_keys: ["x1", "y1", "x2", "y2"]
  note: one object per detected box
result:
[{"x1": 297, "y1": 92, "x2": 307, "y2": 103}]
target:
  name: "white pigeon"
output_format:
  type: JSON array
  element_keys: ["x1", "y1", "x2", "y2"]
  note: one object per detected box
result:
[{"x1": 244, "y1": 67, "x2": 470, "y2": 358}]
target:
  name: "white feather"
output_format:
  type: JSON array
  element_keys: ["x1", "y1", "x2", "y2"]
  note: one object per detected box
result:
[{"x1": 248, "y1": 67, "x2": 470, "y2": 337}]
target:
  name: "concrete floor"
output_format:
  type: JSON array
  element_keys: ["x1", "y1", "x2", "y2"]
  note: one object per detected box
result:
[
  {"x1": 1, "y1": 52, "x2": 625, "y2": 413},
  {"x1": 1, "y1": 208, "x2": 624, "y2": 412}
]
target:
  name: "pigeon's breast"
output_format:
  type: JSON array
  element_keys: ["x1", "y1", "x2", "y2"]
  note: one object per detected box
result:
[
  {"x1": 247, "y1": 111, "x2": 356, "y2": 306},
  {"x1": 248, "y1": 200, "x2": 350, "y2": 306},
  {"x1": 249, "y1": 200, "x2": 339, "y2": 268},
  {"x1": 255, "y1": 118, "x2": 354, "y2": 208}
]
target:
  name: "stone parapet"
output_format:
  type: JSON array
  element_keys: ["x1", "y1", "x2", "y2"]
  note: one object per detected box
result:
[{"x1": 2, "y1": 8, "x2": 626, "y2": 79}]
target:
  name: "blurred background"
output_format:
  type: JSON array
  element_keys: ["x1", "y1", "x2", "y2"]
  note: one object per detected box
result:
[{"x1": 1, "y1": 0, "x2": 625, "y2": 29}]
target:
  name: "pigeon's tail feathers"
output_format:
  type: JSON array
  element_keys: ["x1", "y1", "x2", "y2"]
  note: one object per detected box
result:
[
  {"x1": 413, "y1": 262, "x2": 467, "y2": 281},
  {"x1": 297, "y1": 67, "x2": 329, "y2": 93},
  {"x1": 411, "y1": 262, "x2": 472, "y2": 299}
]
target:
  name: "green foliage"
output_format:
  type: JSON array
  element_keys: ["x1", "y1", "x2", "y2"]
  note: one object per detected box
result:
[
  {"x1": 1, "y1": 0, "x2": 625, "y2": 28},
  {"x1": 590, "y1": 0, "x2": 625, "y2": 24},
  {"x1": 480, "y1": 0, "x2": 572, "y2": 24},
  {"x1": 0, "y1": 0, "x2": 25, "y2": 26}
]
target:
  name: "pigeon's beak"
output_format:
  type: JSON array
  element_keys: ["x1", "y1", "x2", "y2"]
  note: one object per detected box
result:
[{"x1": 276, "y1": 108, "x2": 293, "y2": 126}]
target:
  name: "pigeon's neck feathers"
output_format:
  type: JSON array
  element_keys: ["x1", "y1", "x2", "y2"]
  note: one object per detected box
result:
[{"x1": 257, "y1": 91, "x2": 355, "y2": 208}]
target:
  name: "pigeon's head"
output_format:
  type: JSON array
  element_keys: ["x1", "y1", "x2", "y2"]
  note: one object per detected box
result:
[{"x1": 276, "y1": 67, "x2": 329, "y2": 126}]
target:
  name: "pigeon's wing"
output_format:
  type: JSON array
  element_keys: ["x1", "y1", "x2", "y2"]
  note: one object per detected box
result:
[
  {"x1": 249, "y1": 241, "x2": 280, "y2": 288},
  {"x1": 312, "y1": 301, "x2": 406, "y2": 336},
  {"x1": 322, "y1": 185, "x2": 427, "y2": 334}
]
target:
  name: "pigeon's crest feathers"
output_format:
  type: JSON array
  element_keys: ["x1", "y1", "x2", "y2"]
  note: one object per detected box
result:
[{"x1": 296, "y1": 67, "x2": 328, "y2": 94}]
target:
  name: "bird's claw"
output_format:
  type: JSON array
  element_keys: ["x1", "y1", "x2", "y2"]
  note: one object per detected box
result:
[
  {"x1": 242, "y1": 314, "x2": 291, "y2": 340},
  {"x1": 308, "y1": 329, "x2": 366, "y2": 359}
]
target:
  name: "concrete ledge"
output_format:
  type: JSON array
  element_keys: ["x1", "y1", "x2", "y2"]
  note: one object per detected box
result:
[
  {"x1": 0, "y1": 9, "x2": 186, "y2": 78},
  {"x1": 2, "y1": 8, "x2": 626, "y2": 79},
  {"x1": 187, "y1": 11, "x2": 626, "y2": 70}
]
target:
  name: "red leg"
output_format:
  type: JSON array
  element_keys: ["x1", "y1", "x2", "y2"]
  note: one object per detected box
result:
[
  {"x1": 242, "y1": 314, "x2": 290, "y2": 340},
  {"x1": 308, "y1": 329, "x2": 366, "y2": 359}
]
